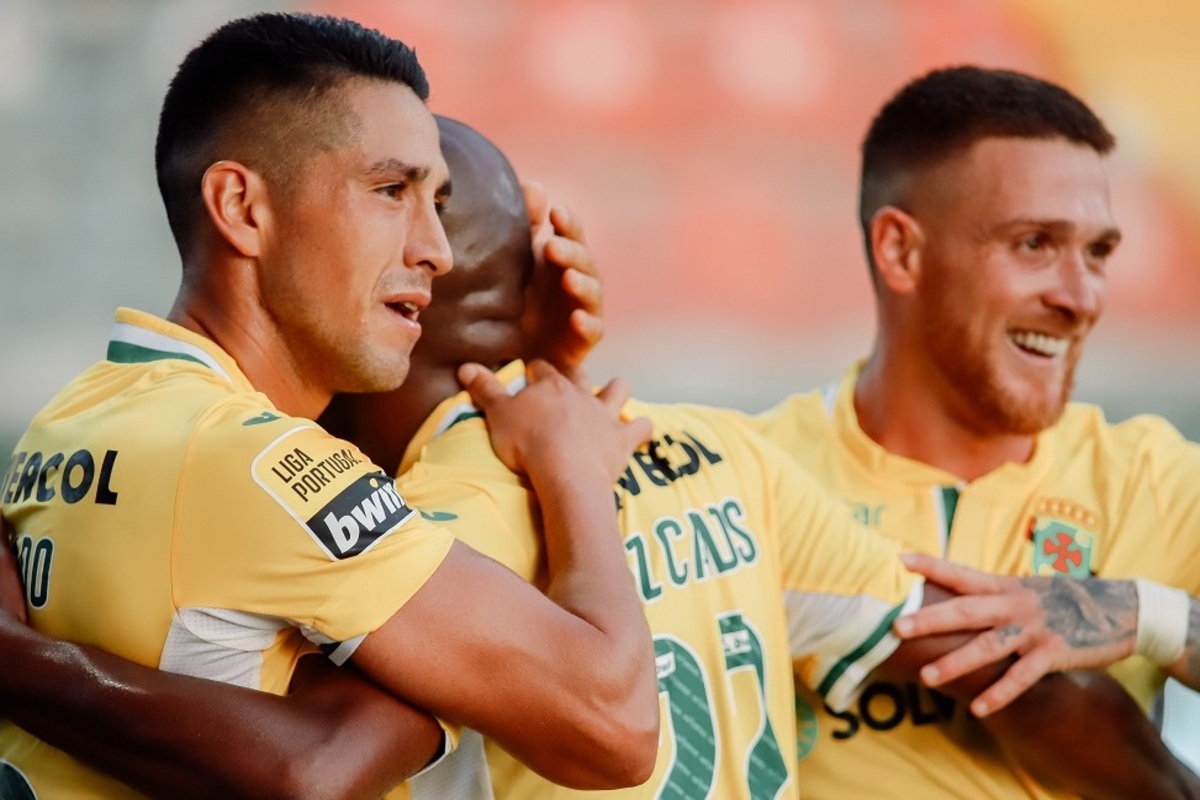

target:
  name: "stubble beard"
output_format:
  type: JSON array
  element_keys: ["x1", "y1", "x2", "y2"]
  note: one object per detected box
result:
[
  {"x1": 329, "y1": 336, "x2": 412, "y2": 395},
  {"x1": 285, "y1": 314, "x2": 413, "y2": 399},
  {"x1": 929, "y1": 325, "x2": 1077, "y2": 437}
]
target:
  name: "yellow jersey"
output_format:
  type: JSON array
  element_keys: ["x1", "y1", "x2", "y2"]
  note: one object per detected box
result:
[
  {"x1": 0, "y1": 308, "x2": 454, "y2": 799},
  {"x1": 397, "y1": 361, "x2": 922, "y2": 800},
  {"x1": 753, "y1": 363, "x2": 1200, "y2": 800}
]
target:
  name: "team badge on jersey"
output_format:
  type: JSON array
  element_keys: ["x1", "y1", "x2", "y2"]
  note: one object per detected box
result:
[
  {"x1": 1027, "y1": 498, "x2": 1099, "y2": 577},
  {"x1": 252, "y1": 425, "x2": 415, "y2": 560}
]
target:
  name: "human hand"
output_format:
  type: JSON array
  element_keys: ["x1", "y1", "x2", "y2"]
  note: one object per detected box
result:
[
  {"x1": 458, "y1": 359, "x2": 649, "y2": 483},
  {"x1": 520, "y1": 180, "x2": 603, "y2": 377},
  {"x1": 893, "y1": 553, "x2": 1136, "y2": 717},
  {"x1": 0, "y1": 515, "x2": 27, "y2": 625}
]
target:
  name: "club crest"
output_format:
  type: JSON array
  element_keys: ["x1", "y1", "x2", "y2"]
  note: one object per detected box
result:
[{"x1": 1027, "y1": 498, "x2": 1099, "y2": 577}]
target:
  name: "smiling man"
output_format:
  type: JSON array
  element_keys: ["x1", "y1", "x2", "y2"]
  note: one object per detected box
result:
[
  {"x1": 0, "y1": 13, "x2": 658, "y2": 798},
  {"x1": 754, "y1": 66, "x2": 1200, "y2": 799}
]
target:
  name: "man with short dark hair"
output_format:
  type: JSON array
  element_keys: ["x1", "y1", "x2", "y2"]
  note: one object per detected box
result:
[
  {"x1": 0, "y1": 13, "x2": 660, "y2": 798},
  {"x1": 3, "y1": 112, "x2": 1195, "y2": 800},
  {"x1": 753, "y1": 65, "x2": 1200, "y2": 799}
]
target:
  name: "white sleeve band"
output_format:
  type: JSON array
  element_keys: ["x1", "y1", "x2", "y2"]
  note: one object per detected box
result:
[{"x1": 1133, "y1": 578, "x2": 1190, "y2": 666}]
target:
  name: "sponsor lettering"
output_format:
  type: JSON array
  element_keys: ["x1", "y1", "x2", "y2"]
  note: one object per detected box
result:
[
  {"x1": 825, "y1": 680, "x2": 957, "y2": 740},
  {"x1": 614, "y1": 430, "x2": 723, "y2": 509},
  {"x1": 270, "y1": 447, "x2": 362, "y2": 503},
  {"x1": 2, "y1": 449, "x2": 119, "y2": 506},
  {"x1": 306, "y1": 472, "x2": 412, "y2": 559},
  {"x1": 624, "y1": 496, "x2": 758, "y2": 603}
]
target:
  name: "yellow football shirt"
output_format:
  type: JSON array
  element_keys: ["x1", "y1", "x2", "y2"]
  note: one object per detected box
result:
[
  {"x1": 753, "y1": 363, "x2": 1200, "y2": 800},
  {"x1": 396, "y1": 361, "x2": 921, "y2": 800},
  {"x1": 0, "y1": 308, "x2": 454, "y2": 799}
]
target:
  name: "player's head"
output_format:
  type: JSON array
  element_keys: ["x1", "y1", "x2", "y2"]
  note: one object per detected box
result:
[
  {"x1": 862, "y1": 65, "x2": 1121, "y2": 435},
  {"x1": 409, "y1": 115, "x2": 534, "y2": 372},
  {"x1": 317, "y1": 115, "x2": 532, "y2": 473},
  {"x1": 859, "y1": 65, "x2": 1116, "y2": 270},
  {"x1": 157, "y1": 12, "x2": 433, "y2": 256},
  {"x1": 158, "y1": 13, "x2": 452, "y2": 396}
]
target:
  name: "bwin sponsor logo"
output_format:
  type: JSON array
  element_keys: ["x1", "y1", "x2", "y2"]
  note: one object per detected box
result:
[{"x1": 307, "y1": 473, "x2": 412, "y2": 559}]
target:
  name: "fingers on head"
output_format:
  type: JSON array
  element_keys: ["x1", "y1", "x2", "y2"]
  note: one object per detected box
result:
[
  {"x1": 570, "y1": 309, "x2": 603, "y2": 345},
  {"x1": 549, "y1": 204, "x2": 584, "y2": 241}
]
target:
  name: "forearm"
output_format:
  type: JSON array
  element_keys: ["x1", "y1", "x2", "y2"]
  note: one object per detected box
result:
[
  {"x1": 0, "y1": 620, "x2": 440, "y2": 800},
  {"x1": 526, "y1": 456, "x2": 658, "y2": 750},
  {"x1": 885, "y1": 584, "x2": 1199, "y2": 798},
  {"x1": 532, "y1": 457, "x2": 651, "y2": 651},
  {"x1": 983, "y1": 670, "x2": 1200, "y2": 800}
]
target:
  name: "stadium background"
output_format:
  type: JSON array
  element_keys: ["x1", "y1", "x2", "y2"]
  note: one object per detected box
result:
[{"x1": 2, "y1": 0, "x2": 1199, "y2": 770}]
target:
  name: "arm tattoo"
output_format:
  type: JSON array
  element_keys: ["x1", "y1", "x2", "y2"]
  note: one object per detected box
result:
[{"x1": 1031, "y1": 577, "x2": 1137, "y2": 651}]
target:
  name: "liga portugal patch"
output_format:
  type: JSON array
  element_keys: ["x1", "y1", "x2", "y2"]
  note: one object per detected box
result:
[
  {"x1": 1028, "y1": 498, "x2": 1099, "y2": 578},
  {"x1": 252, "y1": 425, "x2": 414, "y2": 560}
]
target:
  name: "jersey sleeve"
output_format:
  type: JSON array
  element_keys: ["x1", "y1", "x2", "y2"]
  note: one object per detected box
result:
[
  {"x1": 172, "y1": 404, "x2": 454, "y2": 655},
  {"x1": 397, "y1": 417, "x2": 542, "y2": 584},
  {"x1": 762, "y1": 440, "x2": 922, "y2": 712}
]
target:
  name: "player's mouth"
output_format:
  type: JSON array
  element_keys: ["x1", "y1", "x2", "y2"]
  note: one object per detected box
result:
[
  {"x1": 1008, "y1": 329, "x2": 1069, "y2": 359},
  {"x1": 383, "y1": 292, "x2": 430, "y2": 324},
  {"x1": 387, "y1": 300, "x2": 423, "y2": 322}
]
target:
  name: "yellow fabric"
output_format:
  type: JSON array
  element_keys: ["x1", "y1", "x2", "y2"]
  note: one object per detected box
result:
[
  {"x1": 0, "y1": 308, "x2": 454, "y2": 798},
  {"x1": 751, "y1": 363, "x2": 1200, "y2": 800},
  {"x1": 396, "y1": 361, "x2": 918, "y2": 799}
]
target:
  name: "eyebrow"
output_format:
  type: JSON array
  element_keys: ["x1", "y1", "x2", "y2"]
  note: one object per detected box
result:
[
  {"x1": 363, "y1": 158, "x2": 433, "y2": 183},
  {"x1": 992, "y1": 218, "x2": 1122, "y2": 244}
]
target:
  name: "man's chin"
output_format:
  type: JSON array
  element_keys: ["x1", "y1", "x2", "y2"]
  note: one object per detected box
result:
[
  {"x1": 339, "y1": 360, "x2": 412, "y2": 396},
  {"x1": 992, "y1": 389, "x2": 1070, "y2": 436}
]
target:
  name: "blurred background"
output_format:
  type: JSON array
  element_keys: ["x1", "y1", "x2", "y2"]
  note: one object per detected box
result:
[{"x1": 2, "y1": 0, "x2": 1199, "y2": 767}]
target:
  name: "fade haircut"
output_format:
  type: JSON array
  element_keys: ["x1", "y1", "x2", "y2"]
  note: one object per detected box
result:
[
  {"x1": 858, "y1": 65, "x2": 1116, "y2": 277},
  {"x1": 155, "y1": 12, "x2": 429, "y2": 257}
]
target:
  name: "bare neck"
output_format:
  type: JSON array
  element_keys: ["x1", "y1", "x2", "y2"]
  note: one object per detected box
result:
[
  {"x1": 168, "y1": 277, "x2": 331, "y2": 421},
  {"x1": 854, "y1": 343, "x2": 1036, "y2": 483}
]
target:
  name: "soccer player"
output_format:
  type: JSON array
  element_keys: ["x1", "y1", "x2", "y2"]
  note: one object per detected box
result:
[
  {"x1": 749, "y1": 65, "x2": 1200, "y2": 798},
  {"x1": 0, "y1": 13, "x2": 662, "y2": 798},
  {"x1": 3, "y1": 113, "x2": 1192, "y2": 800}
]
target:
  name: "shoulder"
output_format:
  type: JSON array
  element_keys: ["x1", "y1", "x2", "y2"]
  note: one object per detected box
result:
[
  {"x1": 624, "y1": 399, "x2": 772, "y2": 457},
  {"x1": 754, "y1": 386, "x2": 834, "y2": 445},
  {"x1": 1055, "y1": 402, "x2": 1191, "y2": 458},
  {"x1": 1054, "y1": 403, "x2": 1200, "y2": 493}
]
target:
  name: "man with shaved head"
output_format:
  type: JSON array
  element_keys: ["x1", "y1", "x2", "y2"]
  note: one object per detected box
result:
[
  {"x1": 0, "y1": 13, "x2": 662, "y2": 798},
  {"x1": 3, "y1": 113, "x2": 1194, "y2": 800}
]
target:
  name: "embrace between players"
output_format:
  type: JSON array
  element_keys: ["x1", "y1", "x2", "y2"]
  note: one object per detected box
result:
[{"x1": 3, "y1": 12, "x2": 1200, "y2": 800}]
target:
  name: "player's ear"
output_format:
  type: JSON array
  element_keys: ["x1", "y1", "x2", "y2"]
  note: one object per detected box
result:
[
  {"x1": 199, "y1": 160, "x2": 269, "y2": 259},
  {"x1": 870, "y1": 206, "x2": 924, "y2": 295}
]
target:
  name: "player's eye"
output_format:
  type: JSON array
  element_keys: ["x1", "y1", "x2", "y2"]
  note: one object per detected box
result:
[
  {"x1": 377, "y1": 182, "x2": 407, "y2": 200},
  {"x1": 1018, "y1": 232, "x2": 1048, "y2": 252}
]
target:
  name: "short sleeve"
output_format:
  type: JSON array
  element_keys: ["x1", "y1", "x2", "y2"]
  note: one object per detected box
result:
[
  {"x1": 765, "y1": 442, "x2": 922, "y2": 711},
  {"x1": 172, "y1": 406, "x2": 454, "y2": 649}
]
